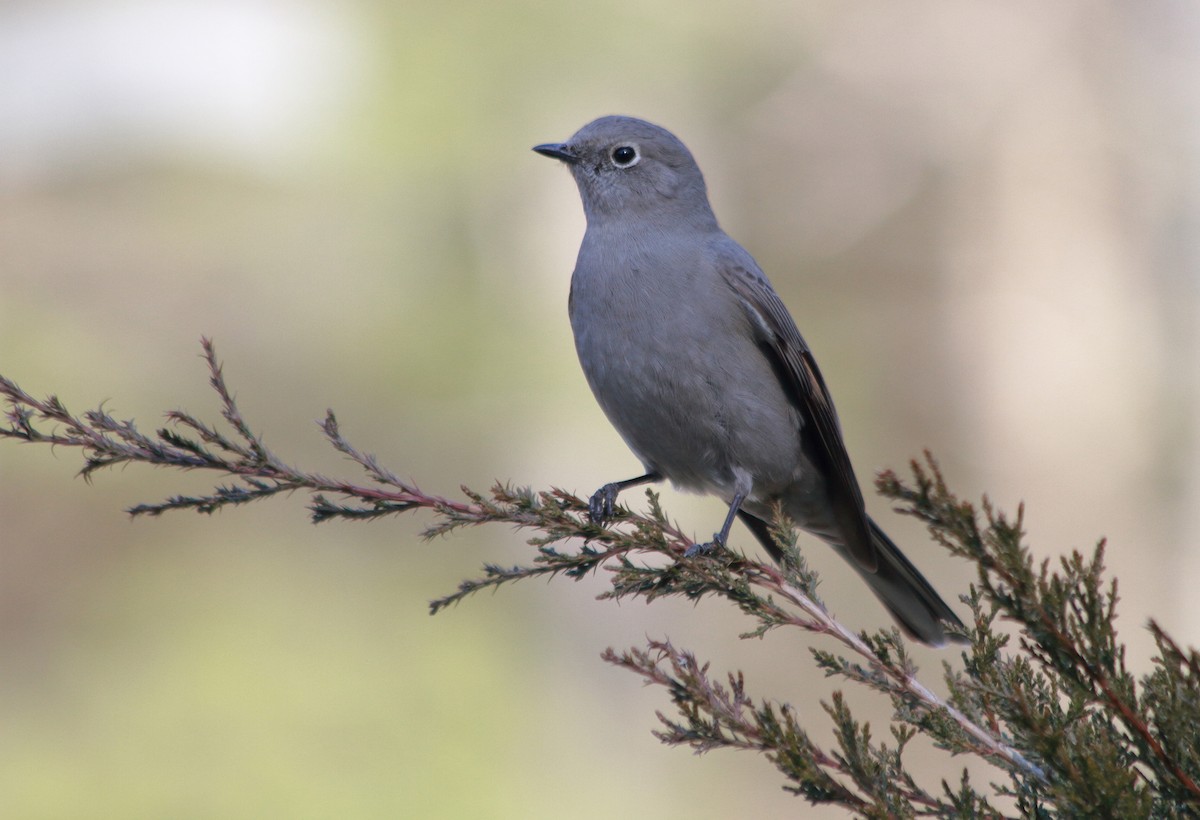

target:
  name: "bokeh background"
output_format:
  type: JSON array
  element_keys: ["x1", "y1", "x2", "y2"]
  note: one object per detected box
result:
[{"x1": 2, "y1": 1, "x2": 1198, "y2": 817}]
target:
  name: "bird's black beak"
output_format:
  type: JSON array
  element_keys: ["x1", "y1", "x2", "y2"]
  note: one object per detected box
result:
[{"x1": 532, "y1": 142, "x2": 580, "y2": 164}]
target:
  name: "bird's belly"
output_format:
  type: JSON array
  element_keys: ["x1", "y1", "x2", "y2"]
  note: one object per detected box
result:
[{"x1": 573, "y1": 317, "x2": 806, "y2": 502}]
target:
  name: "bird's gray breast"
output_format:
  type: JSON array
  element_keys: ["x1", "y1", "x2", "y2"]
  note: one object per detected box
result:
[{"x1": 568, "y1": 229, "x2": 805, "y2": 499}]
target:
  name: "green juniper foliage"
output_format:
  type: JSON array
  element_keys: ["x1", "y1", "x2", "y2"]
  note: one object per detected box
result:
[{"x1": 3, "y1": 339, "x2": 1198, "y2": 817}]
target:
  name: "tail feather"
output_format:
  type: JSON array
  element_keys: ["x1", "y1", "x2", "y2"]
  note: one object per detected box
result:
[
  {"x1": 860, "y1": 517, "x2": 967, "y2": 646},
  {"x1": 738, "y1": 510, "x2": 966, "y2": 646}
]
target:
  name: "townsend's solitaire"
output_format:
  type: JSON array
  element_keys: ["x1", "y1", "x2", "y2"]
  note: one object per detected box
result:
[{"x1": 534, "y1": 115, "x2": 965, "y2": 646}]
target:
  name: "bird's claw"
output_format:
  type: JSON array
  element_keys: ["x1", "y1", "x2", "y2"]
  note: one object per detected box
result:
[
  {"x1": 684, "y1": 533, "x2": 727, "y2": 558},
  {"x1": 588, "y1": 483, "x2": 620, "y2": 524}
]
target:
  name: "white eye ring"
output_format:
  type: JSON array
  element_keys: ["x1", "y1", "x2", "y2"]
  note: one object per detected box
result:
[{"x1": 610, "y1": 144, "x2": 640, "y2": 168}]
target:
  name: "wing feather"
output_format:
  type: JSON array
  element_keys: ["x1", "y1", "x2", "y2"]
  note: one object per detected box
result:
[{"x1": 719, "y1": 257, "x2": 879, "y2": 572}]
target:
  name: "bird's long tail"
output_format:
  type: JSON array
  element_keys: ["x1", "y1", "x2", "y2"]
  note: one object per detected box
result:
[{"x1": 738, "y1": 511, "x2": 966, "y2": 646}]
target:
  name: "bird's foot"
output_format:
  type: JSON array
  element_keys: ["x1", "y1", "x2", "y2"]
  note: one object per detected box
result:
[
  {"x1": 588, "y1": 483, "x2": 621, "y2": 524},
  {"x1": 684, "y1": 533, "x2": 727, "y2": 558}
]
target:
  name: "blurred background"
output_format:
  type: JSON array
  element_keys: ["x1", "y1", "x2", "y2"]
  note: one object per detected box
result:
[{"x1": 1, "y1": 1, "x2": 1198, "y2": 816}]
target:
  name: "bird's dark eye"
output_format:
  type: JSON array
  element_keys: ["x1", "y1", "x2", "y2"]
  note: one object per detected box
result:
[{"x1": 611, "y1": 145, "x2": 639, "y2": 167}]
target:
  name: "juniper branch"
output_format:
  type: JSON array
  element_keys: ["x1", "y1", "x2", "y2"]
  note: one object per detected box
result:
[
  {"x1": 879, "y1": 455, "x2": 1200, "y2": 814},
  {"x1": 6, "y1": 340, "x2": 1200, "y2": 815}
]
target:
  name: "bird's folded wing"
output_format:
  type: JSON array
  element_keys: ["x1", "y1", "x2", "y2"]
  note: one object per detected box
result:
[{"x1": 719, "y1": 258, "x2": 879, "y2": 572}]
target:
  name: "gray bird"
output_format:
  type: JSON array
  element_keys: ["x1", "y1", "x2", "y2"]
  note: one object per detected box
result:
[{"x1": 533, "y1": 115, "x2": 965, "y2": 646}]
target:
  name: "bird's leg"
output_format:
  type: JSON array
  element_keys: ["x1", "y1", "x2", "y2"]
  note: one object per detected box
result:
[
  {"x1": 685, "y1": 491, "x2": 747, "y2": 557},
  {"x1": 588, "y1": 471, "x2": 662, "y2": 524}
]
